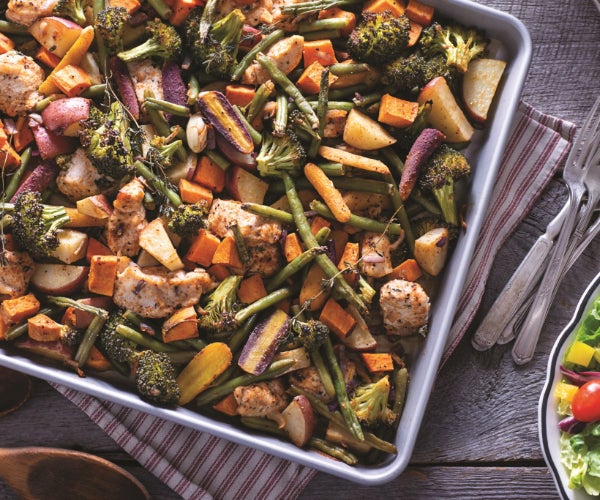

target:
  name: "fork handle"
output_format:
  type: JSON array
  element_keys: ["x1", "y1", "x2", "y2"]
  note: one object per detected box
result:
[
  {"x1": 511, "y1": 193, "x2": 581, "y2": 364},
  {"x1": 471, "y1": 235, "x2": 553, "y2": 350}
]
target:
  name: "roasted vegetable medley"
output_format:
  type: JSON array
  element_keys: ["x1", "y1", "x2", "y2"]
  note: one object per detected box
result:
[{"x1": 0, "y1": 0, "x2": 506, "y2": 466}]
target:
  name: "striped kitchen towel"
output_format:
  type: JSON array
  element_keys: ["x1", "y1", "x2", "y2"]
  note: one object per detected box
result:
[
  {"x1": 52, "y1": 100, "x2": 576, "y2": 499},
  {"x1": 442, "y1": 100, "x2": 577, "y2": 363}
]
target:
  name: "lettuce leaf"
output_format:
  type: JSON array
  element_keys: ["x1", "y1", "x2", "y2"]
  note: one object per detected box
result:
[{"x1": 560, "y1": 422, "x2": 600, "y2": 496}]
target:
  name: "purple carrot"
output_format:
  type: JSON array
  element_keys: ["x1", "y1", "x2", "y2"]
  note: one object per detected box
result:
[
  {"x1": 399, "y1": 128, "x2": 445, "y2": 201},
  {"x1": 162, "y1": 61, "x2": 188, "y2": 123},
  {"x1": 109, "y1": 57, "x2": 140, "y2": 120}
]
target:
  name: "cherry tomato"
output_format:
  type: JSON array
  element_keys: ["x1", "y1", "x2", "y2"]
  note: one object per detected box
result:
[{"x1": 572, "y1": 379, "x2": 600, "y2": 422}]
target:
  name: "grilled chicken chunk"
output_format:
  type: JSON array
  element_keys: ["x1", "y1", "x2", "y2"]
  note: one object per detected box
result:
[
  {"x1": 233, "y1": 379, "x2": 288, "y2": 417},
  {"x1": 379, "y1": 279, "x2": 430, "y2": 336},
  {"x1": 56, "y1": 148, "x2": 105, "y2": 201},
  {"x1": 113, "y1": 259, "x2": 213, "y2": 318},
  {"x1": 241, "y1": 35, "x2": 304, "y2": 85},
  {"x1": 105, "y1": 178, "x2": 147, "y2": 257},
  {"x1": 0, "y1": 51, "x2": 45, "y2": 117},
  {"x1": 6, "y1": 0, "x2": 57, "y2": 26},
  {"x1": 0, "y1": 250, "x2": 35, "y2": 301}
]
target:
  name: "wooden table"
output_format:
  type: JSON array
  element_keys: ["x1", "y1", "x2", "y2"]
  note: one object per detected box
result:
[{"x1": 1, "y1": 1, "x2": 599, "y2": 498}]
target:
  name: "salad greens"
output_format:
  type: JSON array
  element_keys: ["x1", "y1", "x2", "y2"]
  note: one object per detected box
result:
[{"x1": 558, "y1": 294, "x2": 600, "y2": 496}]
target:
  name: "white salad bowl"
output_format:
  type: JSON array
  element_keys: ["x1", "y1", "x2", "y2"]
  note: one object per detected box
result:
[{"x1": 539, "y1": 271, "x2": 600, "y2": 499}]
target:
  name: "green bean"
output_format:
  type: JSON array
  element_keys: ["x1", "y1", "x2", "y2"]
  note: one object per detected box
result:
[
  {"x1": 75, "y1": 316, "x2": 107, "y2": 367},
  {"x1": 308, "y1": 68, "x2": 329, "y2": 158},
  {"x1": 256, "y1": 53, "x2": 319, "y2": 130},
  {"x1": 309, "y1": 200, "x2": 404, "y2": 236},
  {"x1": 329, "y1": 63, "x2": 370, "y2": 76},
  {"x1": 145, "y1": 97, "x2": 191, "y2": 117},
  {"x1": 205, "y1": 149, "x2": 231, "y2": 171},
  {"x1": 298, "y1": 17, "x2": 349, "y2": 33},
  {"x1": 233, "y1": 287, "x2": 294, "y2": 325},
  {"x1": 2, "y1": 147, "x2": 32, "y2": 201},
  {"x1": 266, "y1": 246, "x2": 327, "y2": 292},
  {"x1": 282, "y1": 173, "x2": 366, "y2": 313},
  {"x1": 231, "y1": 29, "x2": 285, "y2": 81},
  {"x1": 241, "y1": 202, "x2": 294, "y2": 224},
  {"x1": 273, "y1": 92, "x2": 289, "y2": 137},
  {"x1": 302, "y1": 29, "x2": 342, "y2": 41}
]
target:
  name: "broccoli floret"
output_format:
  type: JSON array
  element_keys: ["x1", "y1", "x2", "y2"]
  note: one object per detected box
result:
[
  {"x1": 98, "y1": 311, "x2": 180, "y2": 405},
  {"x1": 117, "y1": 18, "x2": 182, "y2": 63},
  {"x1": 53, "y1": 0, "x2": 88, "y2": 25},
  {"x1": 98, "y1": 310, "x2": 139, "y2": 364},
  {"x1": 145, "y1": 137, "x2": 183, "y2": 171},
  {"x1": 419, "y1": 22, "x2": 488, "y2": 73},
  {"x1": 185, "y1": 8, "x2": 245, "y2": 79},
  {"x1": 134, "y1": 350, "x2": 181, "y2": 405},
  {"x1": 59, "y1": 325, "x2": 83, "y2": 347},
  {"x1": 166, "y1": 202, "x2": 209, "y2": 237},
  {"x1": 287, "y1": 109, "x2": 320, "y2": 142},
  {"x1": 79, "y1": 101, "x2": 135, "y2": 180},
  {"x1": 346, "y1": 11, "x2": 411, "y2": 66},
  {"x1": 95, "y1": 6, "x2": 130, "y2": 56},
  {"x1": 3, "y1": 191, "x2": 71, "y2": 260},
  {"x1": 286, "y1": 318, "x2": 329, "y2": 351},
  {"x1": 255, "y1": 132, "x2": 306, "y2": 178},
  {"x1": 350, "y1": 375, "x2": 397, "y2": 427},
  {"x1": 418, "y1": 144, "x2": 471, "y2": 226},
  {"x1": 383, "y1": 52, "x2": 459, "y2": 94},
  {"x1": 197, "y1": 275, "x2": 243, "y2": 332}
]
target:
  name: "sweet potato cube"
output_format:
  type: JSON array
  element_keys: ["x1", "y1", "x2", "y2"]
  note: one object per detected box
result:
[
  {"x1": 284, "y1": 232, "x2": 304, "y2": 262},
  {"x1": 296, "y1": 61, "x2": 338, "y2": 95},
  {"x1": 50, "y1": 64, "x2": 92, "y2": 97},
  {"x1": 319, "y1": 298, "x2": 356, "y2": 339},
  {"x1": 225, "y1": 84, "x2": 256, "y2": 107},
  {"x1": 86, "y1": 237, "x2": 114, "y2": 263},
  {"x1": 108, "y1": 0, "x2": 141, "y2": 13},
  {"x1": 299, "y1": 262, "x2": 330, "y2": 312},
  {"x1": 186, "y1": 229, "x2": 221, "y2": 266},
  {"x1": 85, "y1": 346, "x2": 113, "y2": 371},
  {"x1": 337, "y1": 242, "x2": 359, "y2": 286},
  {"x1": 405, "y1": 0, "x2": 434, "y2": 26},
  {"x1": 212, "y1": 393, "x2": 239, "y2": 416},
  {"x1": 28, "y1": 314, "x2": 63, "y2": 342},
  {"x1": 310, "y1": 215, "x2": 331, "y2": 235},
  {"x1": 35, "y1": 46, "x2": 61, "y2": 68},
  {"x1": 0, "y1": 293, "x2": 40, "y2": 325},
  {"x1": 360, "y1": 352, "x2": 394, "y2": 373},
  {"x1": 211, "y1": 235, "x2": 244, "y2": 272},
  {"x1": 302, "y1": 39, "x2": 338, "y2": 67},
  {"x1": 179, "y1": 178, "x2": 214, "y2": 205},
  {"x1": 88, "y1": 255, "x2": 119, "y2": 296},
  {"x1": 378, "y1": 94, "x2": 419, "y2": 128},
  {"x1": 318, "y1": 7, "x2": 356, "y2": 36},
  {"x1": 362, "y1": 0, "x2": 405, "y2": 16},
  {"x1": 390, "y1": 258, "x2": 422, "y2": 281},
  {"x1": 193, "y1": 155, "x2": 225, "y2": 193},
  {"x1": 237, "y1": 274, "x2": 268, "y2": 304},
  {"x1": 161, "y1": 306, "x2": 199, "y2": 343}
]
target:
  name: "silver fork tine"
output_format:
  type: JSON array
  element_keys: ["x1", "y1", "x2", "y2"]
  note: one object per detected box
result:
[{"x1": 512, "y1": 96, "x2": 600, "y2": 364}]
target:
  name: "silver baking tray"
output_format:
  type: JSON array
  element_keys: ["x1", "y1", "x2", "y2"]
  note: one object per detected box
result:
[{"x1": 0, "y1": 0, "x2": 531, "y2": 485}]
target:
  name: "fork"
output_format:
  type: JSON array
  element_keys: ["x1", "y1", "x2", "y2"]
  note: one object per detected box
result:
[{"x1": 511, "y1": 96, "x2": 600, "y2": 365}]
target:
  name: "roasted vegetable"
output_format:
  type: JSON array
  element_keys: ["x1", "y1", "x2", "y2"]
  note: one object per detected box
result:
[{"x1": 117, "y1": 18, "x2": 182, "y2": 63}]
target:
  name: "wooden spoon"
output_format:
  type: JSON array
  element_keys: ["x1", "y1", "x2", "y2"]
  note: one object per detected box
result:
[{"x1": 0, "y1": 447, "x2": 151, "y2": 500}]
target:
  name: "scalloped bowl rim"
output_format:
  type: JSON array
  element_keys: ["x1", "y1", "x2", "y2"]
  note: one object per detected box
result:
[{"x1": 539, "y1": 271, "x2": 600, "y2": 499}]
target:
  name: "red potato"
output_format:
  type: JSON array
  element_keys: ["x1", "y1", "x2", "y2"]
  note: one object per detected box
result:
[
  {"x1": 216, "y1": 132, "x2": 257, "y2": 169},
  {"x1": 462, "y1": 58, "x2": 507, "y2": 123},
  {"x1": 109, "y1": 57, "x2": 140, "y2": 120},
  {"x1": 28, "y1": 116, "x2": 76, "y2": 159},
  {"x1": 282, "y1": 395, "x2": 315, "y2": 447},
  {"x1": 417, "y1": 76, "x2": 474, "y2": 143},
  {"x1": 10, "y1": 160, "x2": 59, "y2": 202},
  {"x1": 28, "y1": 17, "x2": 83, "y2": 58},
  {"x1": 41, "y1": 97, "x2": 91, "y2": 136},
  {"x1": 76, "y1": 194, "x2": 113, "y2": 219},
  {"x1": 48, "y1": 229, "x2": 89, "y2": 264},
  {"x1": 30, "y1": 263, "x2": 89, "y2": 295},
  {"x1": 226, "y1": 166, "x2": 269, "y2": 204},
  {"x1": 63, "y1": 297, "x2": 113, "y2": 329}
]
